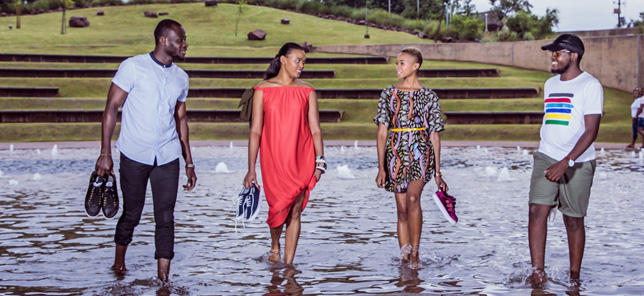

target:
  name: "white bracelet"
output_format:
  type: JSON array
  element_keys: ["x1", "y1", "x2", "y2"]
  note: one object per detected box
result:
[{"x1": 186, "y1": 164, "x2": 195, "y2": 168}]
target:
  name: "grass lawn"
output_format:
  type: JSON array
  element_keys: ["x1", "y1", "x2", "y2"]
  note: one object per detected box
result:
[
  {"x1": 0, "y1": 3, "x2": 634, "y2": 143},
  {"x1": 0, "y1": 3, "x2": 431, "y2": 55}
]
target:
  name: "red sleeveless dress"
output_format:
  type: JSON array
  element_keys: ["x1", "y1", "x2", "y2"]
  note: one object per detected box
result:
[{"x1": 255, "y1": 86, "x2": 317, "y2": 228}]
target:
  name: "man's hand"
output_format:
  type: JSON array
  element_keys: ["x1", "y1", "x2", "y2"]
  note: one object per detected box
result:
[
  {"x1": 95, "y1": 155, "x2": 113, "y2": 177},
  {"x1": 544, "y1": 161, "x2": 568, "y2": 182},
  {"x1": 184, "y1": 167, "x2": 197, "y2": 191}
]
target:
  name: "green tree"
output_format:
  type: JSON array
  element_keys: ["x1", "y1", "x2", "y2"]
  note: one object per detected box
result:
[
  {"x1": 459, "y1": 0, "x2": 476, "y2": 16},
  {"x1": 632, "y1": 12, "x2": 644, "y2": 29},
  {"x1": 234, "y1": 0, "x2": 248, "y2": 37},
  {"x1": 505, "y1": 8, "x2": 558, "y2": 40},
  {"x1": 59, "y1": 0, "x2": 73, "y2": 34},
  {"x1": 488, "y1": 0, "x2": 532, "y2": 24},
  {"x1": 450, "y1": 13, "x2": 484, "y2": 40}
]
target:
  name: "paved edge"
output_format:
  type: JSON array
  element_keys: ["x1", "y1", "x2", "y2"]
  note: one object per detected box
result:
[{"x1": 0, "y1": 140, "x2": 633, "y2": 150}]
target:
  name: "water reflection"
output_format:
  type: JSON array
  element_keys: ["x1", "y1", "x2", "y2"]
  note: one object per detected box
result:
[
  {"x1": 0, "y1": 146, "x2": 643, "y2": 295},
  {"x1": 396, "y1": 267, "x2": 424, "y2": 293},
  {"x1": 265, "y1": 266, "x2": 304, "y2": 296}
]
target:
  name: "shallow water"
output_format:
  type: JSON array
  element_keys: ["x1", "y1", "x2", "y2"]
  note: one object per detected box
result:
[{"x1": 1, "y1": 145, "x2": 643, "y2": 295}]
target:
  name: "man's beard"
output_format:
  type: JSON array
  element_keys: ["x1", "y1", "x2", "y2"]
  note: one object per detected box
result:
[
  {"x1": 551, "y1": 62, "x2": 570, "y2": 74},
  {"x1": 166, "y1": 46, "x2": 185, "y2": 62}
]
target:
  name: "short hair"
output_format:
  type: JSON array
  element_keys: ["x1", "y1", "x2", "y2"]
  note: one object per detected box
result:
[
  {"x1": 400, "y1": 47, "x2": 423, "y2": 69},
  {"x1": 154, "y1": 19, "x2": 182, "y2": 44}
]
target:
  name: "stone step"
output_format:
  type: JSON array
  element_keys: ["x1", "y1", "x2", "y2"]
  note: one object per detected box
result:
[
  {"x1": 0, "y1": 68, "x2": 336, "y2": 79},
  {"x1": 187, "y1": 87, "x2": 539, "y2": 99},
  {"x1": 418, "y1": 68, "x2": 499, "y2": 77},
  {"x1": 0, "y1": 87, "x2": 59, "y2": 97},
  {"x1": 0, "y1": 109, "x2": 344, "y2": 123},
  {"x1": 0, "y1": 68, "x2": 499, "y2": 78},
  {"x1": 444, "y1": 111, "x2": 544, "y2": 124},
  {"x1": 0, "y1": 53, "x2": 388, "y2": 64}
]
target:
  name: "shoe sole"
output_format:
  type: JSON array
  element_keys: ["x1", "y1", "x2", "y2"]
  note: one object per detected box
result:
[{"x1": 432, "y1": 192, "x2": 457, "y2": 225}]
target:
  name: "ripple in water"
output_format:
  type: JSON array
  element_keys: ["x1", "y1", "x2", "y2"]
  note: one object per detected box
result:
[{"x1": 0, "y1": 146, "x2": 643, "y2": 295}]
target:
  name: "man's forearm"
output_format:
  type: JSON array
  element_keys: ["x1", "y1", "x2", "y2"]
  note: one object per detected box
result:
[
  {"x1": 100, "y1": 106, "x2": 119, "y2": 154},
  {"x1": 177, "y1": 117, "x2": 193, "y2": 164}
]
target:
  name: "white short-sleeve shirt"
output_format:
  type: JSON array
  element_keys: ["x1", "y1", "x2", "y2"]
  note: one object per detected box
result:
[
  {"x1": 538, "y1": 72, "x2": 603, "y2": 162},
  {"x1": 631, "y1": 97, "x2": 642, "y2": 118},
  {"x1": 113, "y1": 53, "x2": 189, "y2": 166}
]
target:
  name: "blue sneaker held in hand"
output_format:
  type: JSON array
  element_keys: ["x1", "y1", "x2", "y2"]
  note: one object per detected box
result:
[{"x1": 235, "y1": 183, "x2": 261, "y2": 223}]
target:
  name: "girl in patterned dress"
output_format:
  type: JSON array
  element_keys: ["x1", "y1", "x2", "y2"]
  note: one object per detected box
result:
[{"x1": 374, "y1": 48, "x2": 448, "y2": 269}]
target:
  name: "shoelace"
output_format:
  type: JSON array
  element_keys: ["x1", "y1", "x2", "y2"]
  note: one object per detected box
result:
[
  {"x1": 88, "y1": 187, "x2": 99, "y2": 205},
  {"x1": 89, "y1": 178, "x2": 103, "y2": 205},
  {"x1": 233, "y1": 189, "x2": 252, "y2": 232}
]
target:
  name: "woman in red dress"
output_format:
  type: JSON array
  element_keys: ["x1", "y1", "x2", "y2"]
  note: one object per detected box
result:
[{"x1": 243, "y1": 42, "x2": 325, "y2": 265}]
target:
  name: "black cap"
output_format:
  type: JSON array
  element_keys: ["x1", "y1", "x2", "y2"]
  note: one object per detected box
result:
[{"x1": 541, "y1": 34, "x2": 585, "y2": 57}]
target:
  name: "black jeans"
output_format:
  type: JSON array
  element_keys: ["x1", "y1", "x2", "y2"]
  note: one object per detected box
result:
[{"x1": 115, "y1": 154, "x2": 180, "y2": 260}]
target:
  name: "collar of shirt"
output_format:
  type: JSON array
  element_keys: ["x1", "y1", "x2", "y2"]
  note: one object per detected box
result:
[{"x1": 149, "y1": 52, "x2": 173, "y2": 68}]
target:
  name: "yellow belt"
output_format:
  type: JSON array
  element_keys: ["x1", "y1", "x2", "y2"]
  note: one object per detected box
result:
[{"x1": 391, "y1": 128, "x2": 426, "y2": 132}]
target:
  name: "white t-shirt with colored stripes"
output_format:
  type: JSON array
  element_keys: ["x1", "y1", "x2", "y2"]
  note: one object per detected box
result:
[{"x1": 538, "y1": 71, "x2": 603, "y2": 162}]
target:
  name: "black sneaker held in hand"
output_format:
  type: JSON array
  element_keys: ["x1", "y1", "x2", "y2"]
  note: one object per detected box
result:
[
  {"x1": 102, "y1": 173, "x2": 119, "y2": 219},
  {"x1": 85, "y1": 171, "x2": 104, "y2": 217}
]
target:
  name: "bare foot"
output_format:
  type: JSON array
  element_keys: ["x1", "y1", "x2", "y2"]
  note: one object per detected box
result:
[
  {"x1": 409, "y1": 246, "x2": 421, "y2": 270},
  {"x1": 268, "y1": 249, "x2": 281, "y2": 264},
  {"x1": 110, "y1": 264, "x2": 127, "y2": 276},
  {"x1": 626, "y1": 144, "x2": 634, "y2": 148},
  {"x1": 400, "y1": 244, "x2": 411, "y2": 262},
  {"x1": 528, "y1": 268, "x2": 547, "y2": 287},
  {"x1": 112, "y1": 244, "x2": 128, "y2": 276},
  {"x1": 157, "y1": 258, "x2": 171, "y2": 283},
  {"x1": 569, "y1": 269, "x2": 581, "y2": 286}
]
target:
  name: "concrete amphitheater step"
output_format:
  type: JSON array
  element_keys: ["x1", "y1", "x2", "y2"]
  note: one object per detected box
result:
[
  {"x1": 0, "y1": 109, "x2": 344, "y2": 123},
  {"x1": 444, "y1": 111, "x2": 544, "y2": 124},
  {"x1": 0, "y1": 68, "x2": 336, "y2": 79},
  {"x1": 0, "y1": 87, "x2": 59, "y2": 97},
  {"x1": 0, "y1": 68, "x2": 499, "y2": 79},
  {"x1": 187, "y1": 87, "x2": 539, "y2": 99},
  {"x1": 0, "y1": 53, "x2": 388, "y2": 64},
  {"x1": 418, "y1": 68, "x2": 499, "y2": 77}
]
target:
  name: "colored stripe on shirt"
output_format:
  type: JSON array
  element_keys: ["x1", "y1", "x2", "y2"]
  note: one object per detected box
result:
[
  {"x1": 544, "y1": 93, "x2": 574, "y2": 125},
  {"x1": 545, "y1": 103, "x2": 574, "y2": 108},
  {"x1": 545, "y1": 120, "x2": 569, "y2": 125},
  {"x1": 545, "y1": 113, "x2": 572, "y2": 120}
]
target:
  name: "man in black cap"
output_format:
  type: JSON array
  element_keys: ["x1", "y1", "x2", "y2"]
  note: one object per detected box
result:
[{"x1": 527, "y1": 34, "x2": 603, "y2": 285}]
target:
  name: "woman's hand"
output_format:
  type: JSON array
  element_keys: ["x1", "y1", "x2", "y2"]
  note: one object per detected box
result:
[
  {"x1": 435, "y1": 175, "x2": 449, "y2": 192},
  {"x1": 314, "y1": 169, "x2": 322, "y2": 182},
  {"x1": 243, "y1": 170, "x2": 258, "y2": 189},
  {"x1": 375, "y1": 169, "x2": 387, "y2": 188}
]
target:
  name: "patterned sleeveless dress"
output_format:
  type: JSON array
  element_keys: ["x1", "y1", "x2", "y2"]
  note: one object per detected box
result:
[{"x1": 373, "y1": 86, "x2": 445, "y2": 193}]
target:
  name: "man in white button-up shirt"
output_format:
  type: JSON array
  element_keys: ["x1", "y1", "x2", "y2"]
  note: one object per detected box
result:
[{"x1": 95, "y1": 19, "x2": 197, "y2": 282}]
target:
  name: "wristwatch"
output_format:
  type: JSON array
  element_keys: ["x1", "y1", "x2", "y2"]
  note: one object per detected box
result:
[{"x1": 564, "y1": 156, "x2": 574, "y2": 167}]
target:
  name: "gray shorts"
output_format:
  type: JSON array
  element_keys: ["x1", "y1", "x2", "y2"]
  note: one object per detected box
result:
[{"x1": 529, "y1": 151, "x2": 596, "y2": 217}]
